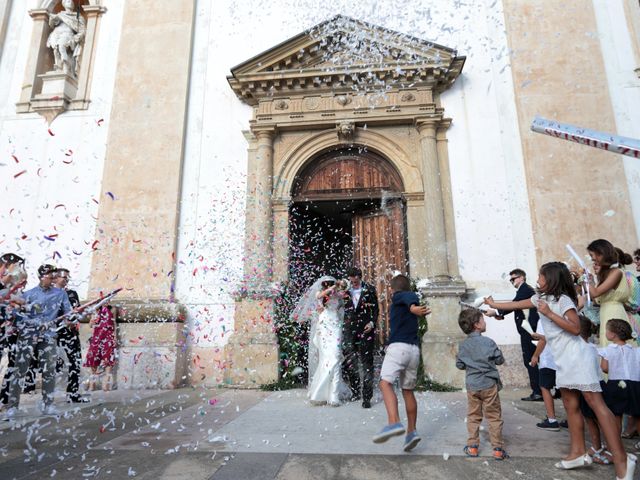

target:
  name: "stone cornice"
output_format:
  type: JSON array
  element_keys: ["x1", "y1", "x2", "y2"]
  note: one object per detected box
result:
[{"x1": 228, "y1": 15, "x2": 465, "y2": 106}]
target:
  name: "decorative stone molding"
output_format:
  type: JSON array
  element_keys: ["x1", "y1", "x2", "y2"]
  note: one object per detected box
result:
[
  {"x1": 274, "y1": 99, "x2": 289, "y2": 110},
  {"x1": 335, "y1": 120, "x2": 355, "y2": 141},
  {"x1": 16, "y1": 1, "x2": 107, "y2": 124},
  {"x1": 335, "y1": 94, "x2": 351, "y2": 106},
  {"x1": 401, "y1": 92, "x2": 416, "y2": 102}
]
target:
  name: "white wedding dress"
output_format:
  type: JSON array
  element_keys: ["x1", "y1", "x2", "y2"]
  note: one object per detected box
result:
[{"x1": 308, "y1": 292, "x2": 349, "y2": 405}]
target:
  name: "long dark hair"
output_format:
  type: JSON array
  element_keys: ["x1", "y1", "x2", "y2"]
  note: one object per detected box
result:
[
  {"x1": 587, "y1": 239, "x2": 618, "y2": 284},
  {"x1": 538, "y1": 262, "x2": 578, "y2": 305}
]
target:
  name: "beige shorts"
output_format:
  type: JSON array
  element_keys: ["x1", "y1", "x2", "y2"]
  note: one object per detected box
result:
[{"x1": 380, "y1": 342, "x2": 421, "y2": 390}]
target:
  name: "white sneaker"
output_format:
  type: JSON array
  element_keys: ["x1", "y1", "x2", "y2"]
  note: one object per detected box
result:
[
  {"x1": 3, "y1": 406, "x2": 25, "y2": 420},
  {"x1": 4, "y1": 407, "x2": 19, "y2": 418},
  {"x1": 41, "y1": 404, "x2": 59, "y2": 416}
]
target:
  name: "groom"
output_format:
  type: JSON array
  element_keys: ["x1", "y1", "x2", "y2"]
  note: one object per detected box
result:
[{"x1": 342, "y1": 267, "x2": 379, "y2": 409}]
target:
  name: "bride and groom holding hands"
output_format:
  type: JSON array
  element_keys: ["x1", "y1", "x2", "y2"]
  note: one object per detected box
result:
[{"x1": 292, "y1": 267, "x2": 379, "y2": 408}]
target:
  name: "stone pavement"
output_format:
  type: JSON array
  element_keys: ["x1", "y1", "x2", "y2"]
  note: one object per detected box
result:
[{"x1": 0, "y1": 387, "x2": 638, "y2": 479}]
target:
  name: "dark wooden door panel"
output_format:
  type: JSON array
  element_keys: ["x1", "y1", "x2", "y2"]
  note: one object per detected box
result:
[{"x1": 352, "y1": 200, "x2": 407, "y2": 344}]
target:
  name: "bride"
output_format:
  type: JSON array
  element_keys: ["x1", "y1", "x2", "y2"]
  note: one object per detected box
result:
[{"x1": 291, "y1": 276, "x2": 350, "y2": 406}]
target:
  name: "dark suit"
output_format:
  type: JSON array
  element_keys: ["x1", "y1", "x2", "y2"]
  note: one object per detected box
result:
[
  {"x1": 56, "y1": 289, "x2": 82, "y2": 398},
  {"x1": 497, "y1": 282, "x2": 541, "y2": 396},
  {"x1": 342, "y1": 282, "x2": 378, "y2": 402}
]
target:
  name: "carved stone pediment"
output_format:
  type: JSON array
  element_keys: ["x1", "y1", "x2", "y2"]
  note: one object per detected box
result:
[{"x1": 228, "y1": 15, "x2": 465, "y2": 105}]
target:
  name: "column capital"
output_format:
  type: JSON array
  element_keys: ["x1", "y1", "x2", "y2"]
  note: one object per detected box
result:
[
  {"x1": 437, "y1": 118, "x2": 452, "y2": 136},
  {"x1": 252, "y1": 127, "x2": 276, "y2": 142},
  {"x1": 28, "y1": 9, "x2": 49, "y2": 20},
  {"x1": 83, "y1": 6, "x2": 108, "y2": 16},
  {"x1": 415, "y1": 118, "x2": 439, "y2": 137}
]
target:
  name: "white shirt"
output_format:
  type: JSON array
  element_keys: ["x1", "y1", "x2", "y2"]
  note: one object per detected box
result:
[
  {"x1": 598, "y1": 344, "x2": 640, "y2": 381},
  {"x1": 350, "y1": 286, "x2": 362, "y2": 309},
  {"x1": 535, "y1": 321, "x2": 558, "y2": 371}
]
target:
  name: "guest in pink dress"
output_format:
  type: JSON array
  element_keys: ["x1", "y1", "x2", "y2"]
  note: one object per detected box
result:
[{"x1": 84, "y1": 305, "x2": 117, "y2": 391}]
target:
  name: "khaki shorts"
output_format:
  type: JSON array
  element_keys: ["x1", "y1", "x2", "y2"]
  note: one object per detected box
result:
[{"x1": 380, "y1": 342, "x2": 421, "y2": 390}]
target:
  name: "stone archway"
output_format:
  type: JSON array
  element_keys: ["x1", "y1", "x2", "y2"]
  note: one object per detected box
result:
[{"x1": 224, "y1": 15, "x2": 468, "y2": 387}]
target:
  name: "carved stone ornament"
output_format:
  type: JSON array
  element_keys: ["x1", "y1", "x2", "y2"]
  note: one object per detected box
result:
[
  {"x1": 303, "y1": 96, "x2": 320, "y2": 110},
  {"x1": 401, "y1": 92, "x2": 416, "y2": 102},
  {"x1": 336, "y1": 94, "x2": 351, "y2": 106},
  {"x1": 336, "y1": 121, "x2": 355, "y2": 141},
  {"x1": 274, "y1": 99, "x2": 289, "y2": 110}
]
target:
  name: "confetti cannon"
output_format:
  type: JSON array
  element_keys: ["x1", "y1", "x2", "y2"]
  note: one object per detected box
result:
[{"x1": 531, "y1": 116, "x2": 640, "y2": 159}]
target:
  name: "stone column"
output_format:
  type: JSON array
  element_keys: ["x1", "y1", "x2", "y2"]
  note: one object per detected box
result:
[
  {"x1": 436, "y1": 119, "x2": 460, "y2": 278},
  {"x1": 416, "y1": 119, "x2": 466, "y2": 388},
  {"x1": 224, "y1": 128, "x2": 279, "y2": 387},
  {"x1": 71, "y1": 5, "x2": 107, "y2": 110},
  {"x1": 243, "y1": 128, "x2": 275, "y2": 286},
  {"x1": 272, "y1": 200, "x2": 290, "y2": 283},
  {"x1": 16, "y1": 8, "x2": 49, "y2": 113},
  {"x1": 86, "y1": 0, "x2": 196, "y2": 389},
  {"x1": 0, "y1": 0, "x2": 11, "y2": 58},
  {"x1": 416, "y1": 119, "x2": 449, "y2": 280},
  {"x1": 404, "y1": 194, "x2": 429, "y2": 279}
]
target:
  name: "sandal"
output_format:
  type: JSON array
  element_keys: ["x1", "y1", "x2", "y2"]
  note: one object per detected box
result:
[
  {"x1": 622, "y1": 431, "x2": 638, "y2": 439},
  {"x1": 589, "y1": 446, "x2": 612, "y2": 465},
  {"x1": 634, "y1": 440, "x2": 640, "y2": 453}
]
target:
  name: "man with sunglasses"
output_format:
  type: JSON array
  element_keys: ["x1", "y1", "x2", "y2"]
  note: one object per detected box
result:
[{"x1": 485, "y1": 269, "x2": 542, "y2": 402}]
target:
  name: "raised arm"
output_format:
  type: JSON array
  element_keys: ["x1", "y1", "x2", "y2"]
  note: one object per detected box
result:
[
  {"x1": 588, "y1": 269, "x2": 623, "y2": 298},
  {"x1": 537, "y1": 301, "x2": 580, "y2": 335},
  {"x1": 484, "y1": 296, "x2": 534, "y2": 311}
]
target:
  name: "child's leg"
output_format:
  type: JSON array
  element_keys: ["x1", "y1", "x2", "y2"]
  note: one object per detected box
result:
[
  {"x1": 380, "y1": 380, "x2": 400, "y2": 424},
  {"x1": 102, "y1": 367, "x2": 113, "y2": 391},
  {"x1": 559, "y1": 389, "x2": 587, "y2": 459},
  {"x1": 401, "y1": 389, "x2": 417, "y2": 434},
  {"x1": 541, "y1": 386, "x2": 556, "y2": 420},
  {"x1": 466, "y1": 390, "x2": 483, "y2": 447},
  {"x1": 583, "y1": 391, "x2": 628, "y2": 479},
  {"x1": 482, "y1": 386, "x2": 504, "y2": 449},
  {"x1": 585, "y1": 417, "x2": 602, "y2": 450}
]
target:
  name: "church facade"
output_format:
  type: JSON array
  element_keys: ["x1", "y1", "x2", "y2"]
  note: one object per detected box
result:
[{"x1": 1, "y1": 0, "x2": 639, "y2": 388}]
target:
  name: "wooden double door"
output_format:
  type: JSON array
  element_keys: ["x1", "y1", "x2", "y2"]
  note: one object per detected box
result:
[
  {"x1": 352, "y1": 199, "x2": 407, "y2": 344},
  {"x1": 291, "y1": 148, "x2": 408, "y2": 344}
]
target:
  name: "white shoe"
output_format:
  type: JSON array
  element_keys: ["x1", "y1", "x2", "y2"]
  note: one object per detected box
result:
[
  {"x1": 554, "y1": 453, "x2": 592, "y2": 469},
  {"x1": 3, "y1": 406, "x2": 27, "y2": 420},
  {"x1": 4, "y1": 407, "x2": 19, "y2": 418},
  {"x1": 41, "y1": 404, "x2": 59, "y2": 416},
  {"x1": 616, "y1": 454, "x2": 636, "y2": 480}
]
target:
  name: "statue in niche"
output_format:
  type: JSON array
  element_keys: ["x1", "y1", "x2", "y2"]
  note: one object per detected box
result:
[{"x1": 46, "y1": 0, "x2": 86, "y2": 77}]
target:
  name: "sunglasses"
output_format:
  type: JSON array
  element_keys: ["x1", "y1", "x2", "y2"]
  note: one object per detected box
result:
[
  {"x1": 509, "y1": 276, "x2": 521, "y2": 284},
  {"x1": 1, "y1": 253, "x2": 25, "y2": 265}
]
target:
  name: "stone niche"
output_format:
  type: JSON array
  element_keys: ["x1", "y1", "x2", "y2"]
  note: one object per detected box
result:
[{"x1": 16, "y1": 0, "x2": 106, "y2": 124}]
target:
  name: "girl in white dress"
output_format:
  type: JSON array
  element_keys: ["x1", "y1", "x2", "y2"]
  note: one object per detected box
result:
[{"x1": 486, "y1": 262, "x2": 635, "y2": 480}]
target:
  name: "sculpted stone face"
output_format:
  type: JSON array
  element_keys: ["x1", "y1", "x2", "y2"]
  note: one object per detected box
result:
[{"x1": 62, "y1": 0, "x2": 75, "y2": 11}]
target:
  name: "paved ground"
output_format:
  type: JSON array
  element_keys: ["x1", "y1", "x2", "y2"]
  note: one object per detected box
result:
[{"x1": 0, "y1": 387, "x2": 638, "y2": 479}]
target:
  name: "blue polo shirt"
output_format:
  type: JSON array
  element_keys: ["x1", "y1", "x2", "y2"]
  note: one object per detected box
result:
[
  {"x1": 19, "y1": 285, "x2": 72, "y2": 339},
  {"x1": 389, "y1": 291, "x2": 420, "y2": 345}
]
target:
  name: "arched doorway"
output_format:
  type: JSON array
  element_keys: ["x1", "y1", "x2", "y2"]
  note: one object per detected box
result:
[{"x1": 289, "y1": 147, "x2": 407, "y2": 343}]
